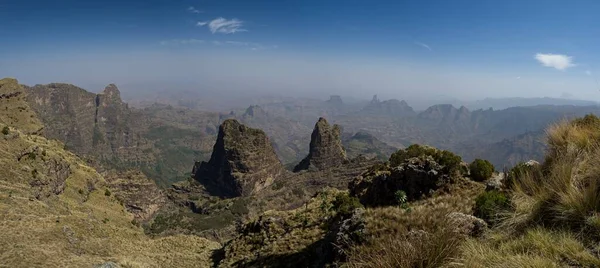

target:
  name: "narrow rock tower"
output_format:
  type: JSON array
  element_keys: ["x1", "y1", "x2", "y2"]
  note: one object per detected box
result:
[{"x1": 293, "y1": 117, "x2": 347, "y2": 172}]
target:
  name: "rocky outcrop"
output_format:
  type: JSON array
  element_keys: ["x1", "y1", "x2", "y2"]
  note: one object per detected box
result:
[
  {"x1": 105, "y1": 170, "x2": 167, "y2": 223},
  {"x1": 0, "y1": 78, "x2": 43, "y2": 134},
  {"x1": 193, "y1": 119, "x2": 284, "y2": 197},
  {"x1": 349, "y1": 156, "x2": 452, "y2": 207},
  {"x1": 294, "y1": 117, "x2": 347, "y2": 172}
]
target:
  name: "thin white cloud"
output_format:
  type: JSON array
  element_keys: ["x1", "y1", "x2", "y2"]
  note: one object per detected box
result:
[
  {"x1": 187, "y1": 6, "x2": 201, "y2": 14},
  {"x1": 415, "y1": 41, "x2": 432, "y2": 51},
  {"x1": 161, "y1": 39, "x2": 276, "y2": 50},
  {"x1": 197, "y1": 17, "x2": 246, "y2": 34},
  {"x1": 160, "y1": 39, "x2": 205, "y2": 46},
  {"x1": 534, "y1": 53, "x2": 576, "y2": 71},
  {"x1": 516, "y1": 76, "x2": 521, "y2": 79},
  {"x1": 586, "y1": 70, "x2": 592, "y2": 76}
]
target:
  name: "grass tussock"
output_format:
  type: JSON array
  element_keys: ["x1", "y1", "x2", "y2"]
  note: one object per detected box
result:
[
  {"x1": 504, "y1": 115, "x2": 600, "y2": 237},
  {"x1": 345, "y1": 226, "x2": 461, "y2": 268},
  {"x1": 455, "y1": 228, "x2": 600, "y2": 268},
  {"x1": 344, "y1": 180, "x2": 484, "y2": 268}
]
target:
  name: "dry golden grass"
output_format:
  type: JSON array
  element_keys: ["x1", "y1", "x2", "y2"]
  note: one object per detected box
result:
[
  {"x1": 0, "y1": 124, "x2": 220, "y2": 267},
  {"x1": 503, "y1": 116, "x2": 600, "y2": 237},
  {"x1": 0, "y1": 78, "x2": 43, "y2": 134},
  {"x1": 453, "y1": 115, "x2": 600, "y2": 267},
  {"x1": 454, "y1": 228, "x2": 600, "y2": 268},
  {"x1": 344, "y1": 179, "x2": 484, "y2": 268}
]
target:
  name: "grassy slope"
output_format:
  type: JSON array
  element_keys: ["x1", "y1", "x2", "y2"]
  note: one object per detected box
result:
[{"x1": 0, "y1": 78, "x2": 219, "y2": 267}]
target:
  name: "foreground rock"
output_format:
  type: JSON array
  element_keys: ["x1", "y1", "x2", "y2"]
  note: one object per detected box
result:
[
  {"x1": 294, "y1": 117, "x2": 347, "y2": 172},
  {"x1": 193, "y1": 119, "x2": 284, "y2": 197},
  {"x1": 350, "y1": 156, "x2": 453, "y2": 207}
]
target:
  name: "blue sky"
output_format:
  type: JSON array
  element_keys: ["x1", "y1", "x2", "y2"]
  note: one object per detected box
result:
[{"x1": 1, "y1": 0, "x2": 599, "y2": 102}]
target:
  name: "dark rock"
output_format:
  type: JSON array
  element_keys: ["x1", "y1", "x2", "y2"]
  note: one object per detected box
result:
[
  {"x1": 294, "y1": 117, "x2": 347, "y2": 172},
  {"x1": 349, "y1": 156, "x2": 451, "y2": 207},
  {"x1": 194, "y1": 119, "x2": 284, "y2": 197},
  {"x1": 334, "y1": 208, "x2": 367, "y2": 257}
]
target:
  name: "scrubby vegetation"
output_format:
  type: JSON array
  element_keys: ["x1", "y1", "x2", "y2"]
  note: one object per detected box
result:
[
  {"x1": 474, "y1": 190, "x2": 511, "y2": 224},
  {"x1": 389, "y1": 144, "x2": 463, "y2": 174},
  {"x1": 453, "y1": 114, "x2": 600, "y2": 266},
  {"x1": 469, "y1": 158, "x2": 494, "y2": 182}
]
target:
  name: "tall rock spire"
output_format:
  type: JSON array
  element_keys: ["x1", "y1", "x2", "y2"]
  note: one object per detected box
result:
[
  {"x1": 293, "y1": 117, "x2": 347, "y2": 172},
  {"x1": 193, "y1": 119, "x2": 284, "y2": 197}
]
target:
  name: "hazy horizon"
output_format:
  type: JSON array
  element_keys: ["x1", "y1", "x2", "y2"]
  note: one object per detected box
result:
[{"x1": 2, "y1": 0, "x2": 600, "y2": 103}]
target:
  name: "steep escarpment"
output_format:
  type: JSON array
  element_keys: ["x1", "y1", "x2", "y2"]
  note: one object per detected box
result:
[
  {"x1": 193, "y1": 119, "x2": 285, "y2": 197},
  {"x1": 25, "y1": 83, "x2": 219, "y2": 187},
  {"x1": 25, "y1": 83, "x2": 152, "y2": 168},
  {"x1": 294, "y1": 117, "x2": 347, "y2": 172}
]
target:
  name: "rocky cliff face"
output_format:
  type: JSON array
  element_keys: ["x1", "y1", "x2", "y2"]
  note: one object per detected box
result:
[
  {"x1": 24, "y1": 83, "x2": 221, "y2": 187},
  {"x1": 193, "y1": 119, "x2": 284, "y2": 197},
  {"x1": 25, "y1": 83, "x2": 152, "y2": 165},
  {"x1": 294, "y1": 117, "x2": 347, "y2": 172}
]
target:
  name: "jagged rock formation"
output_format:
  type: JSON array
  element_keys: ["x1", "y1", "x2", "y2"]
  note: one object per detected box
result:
[
  {"x1": 24, "y1": 83, "x2": 220, "y2": 186},
  {"x1": 25, "y1": 83, "x2": 151, "y2": 165},
  {"x1": 361, "y1": 95, "x2": 415, "y2": 117},
  {"x1": 294, "y1": 117, "x2": 347, "y2": 172},
  {"x1": 0, "y1": 78, "x2": 43, "y2": 134},
  {"x1": 193, "y1": 119, "x2": 284, "y2": 197}
]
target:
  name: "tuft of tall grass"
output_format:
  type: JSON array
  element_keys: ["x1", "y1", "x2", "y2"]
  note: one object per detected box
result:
[
  {"x1": 505, "y1": 115, "x2": 600, "y2": 239},
  {"x1": 345, "y1": 226, "x2": 462, "y2": 268}
]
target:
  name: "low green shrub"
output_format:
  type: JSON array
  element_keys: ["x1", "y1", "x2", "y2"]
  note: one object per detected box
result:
[
  {"x1": 333, "y1": 192, "x2": 363, "y2": 217},
  {"x1": 389, "y1": 144, "x2": 463, "y2": 174},
  {"x1": 1, "y1": 126, "x2": 9, "y2": 135},
  {"x1": 469, "y1": 159, "x2": 494, "y2": 182},
  {"x1": 474, "y1": 190, "x2": 511, "y2": 224}
]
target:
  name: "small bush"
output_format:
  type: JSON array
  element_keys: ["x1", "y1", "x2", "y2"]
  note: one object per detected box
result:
[
  {"x1": 1, "y1": 126, "x2": 9, "y2": 135},
  {"x1": 474, "y1": 190, "x2": 511, "y2": 224},
  {"x1": 469, "y1": 159, "x2": 494, "y2": 182},
  {"x1": 104, "y1": 189, "x2": 111, "y2": 196},
  {"x1": 389, "y1": 144, "x2": 463, "y2": 174},
  {"x1": 28, "y1": 152, "x2": 36, "y2": 160},
  {"x1": 394, "y1": 190, "x2": 407, "y2": 205},
  {"x1": 333, "y1": 192, "x2": 363, "y2": 217}
]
